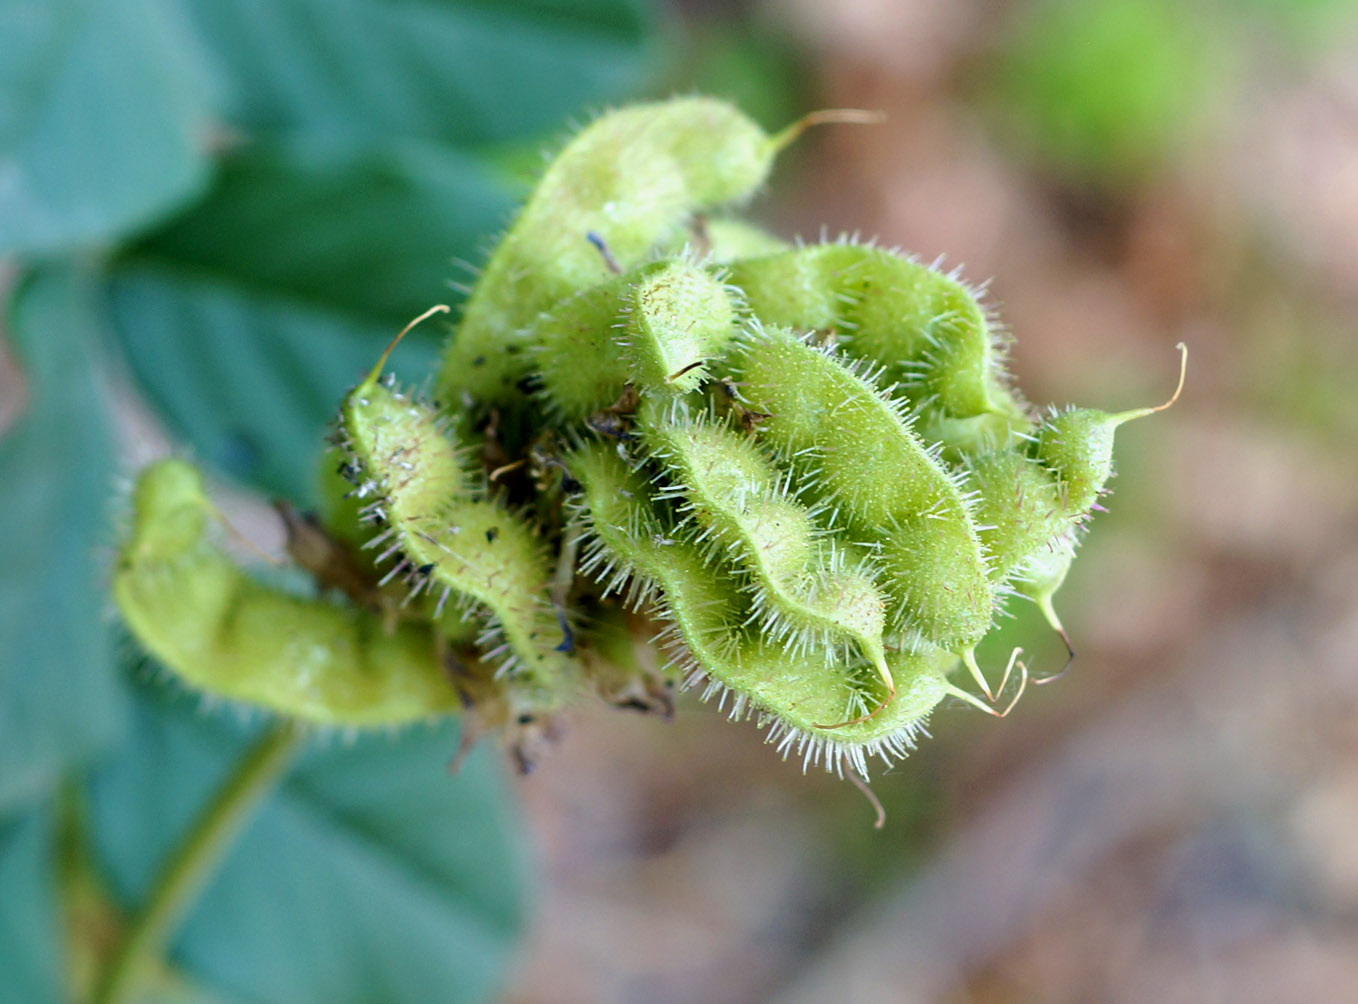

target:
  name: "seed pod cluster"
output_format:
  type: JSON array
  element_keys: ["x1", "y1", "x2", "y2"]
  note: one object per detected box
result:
[{"x1": 113, "y1": 97, "x2": 1179, "y2": 778}]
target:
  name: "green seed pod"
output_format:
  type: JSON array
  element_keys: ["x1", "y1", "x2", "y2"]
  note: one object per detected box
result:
[
  {"x1": 280, "y1": 451, "x2": 483, "y2": 649},
  {"x1": 730, "y1": 325, "x2": 995, "y2": 667},
  {"x1": 113, "y1": 459, "x2": 460, "y2": 726},
  {"x1": 1033, "y1": 345, "x2": 1188, "y2": 521},
  {"x1": 568, "y1": 441, "x2": 984, "y2": 776},
  {"x1": 638, "y1": 397, "x2": 890, "y2": 680},
  {"x1": 339, "y1": 333, "x2": 578, "y2": 704},
  {"x1": 529, "y1": 257, "x2": 738, "y2": 421},
  {"x1": 964, "y1": 448, "x2": 1068, "y2": 586},
  {"x1": 437, "y1": 97, "x2": 784, "y2": 407},
  {"x1": 964, "y1": 345, "x2": 1186, "y2": 644},
  {"x1": 727, "y1": 242, "x2": 1022, "y2": 421}
]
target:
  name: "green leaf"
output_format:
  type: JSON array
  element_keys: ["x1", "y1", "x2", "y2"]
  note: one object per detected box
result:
[
  {"x1": 988, "y1": 0, "x2": 1232, "y2": 184},
  {"x1": 171, "y1": 0, "x2": 655, "y2": 146},
  {"x1": 105, "y1": 140, "x2": 514, "y2": 502},
  {"x1": 0, "y1": 807, "x2": 62, "y2": 1004},
  {"x1": 0, "y1": 266, "x2": 127, "y2": 811},
  {"x1": 0, "y1": 0, "x2": 210, "y2": 254},
  {"x1": 85, "y1": 682, "x2": 532, "y2": 1004}
]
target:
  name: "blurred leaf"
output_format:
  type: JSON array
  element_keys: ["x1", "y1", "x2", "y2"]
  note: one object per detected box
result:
[
  {"x1": 1237, "y1": 0, "x2": 1358, "y2": 49},
  {"x1": 670, "y1": 23, "x2": 805, "y2": 135},
  {"x1": 0, "y1": 0, "x2": 210, "y2": 254},
  {"x1": 86, "y1": 682, "x2": 532, "y2": 1004},
  {"x1": 105, "y1": 140, "x2": 513, "y2": 501},
  {"x1": 0, "y1": 807, "x2": 62, "y2": 1004},
  {"x1": 987, "y1": 0, "x2": 1232, "y2": 184},
  {"x1": 171, "y1": 0, "x2": 655, "y2": 146},
  {"x1": 0, "y1": 266, "x2": 127, "y2": 811}
]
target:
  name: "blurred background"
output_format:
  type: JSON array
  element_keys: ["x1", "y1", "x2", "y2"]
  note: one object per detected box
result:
[{"x1": 3, "y1": 1, "x2": 1358, "y2": 1002}]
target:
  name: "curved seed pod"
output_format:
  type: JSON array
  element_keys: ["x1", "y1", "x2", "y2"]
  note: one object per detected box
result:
[
  {"x1": 569, "y1": 441, "x2": 970, "y2": 776},
  {"x1": 730, "y1": 325, "x2": 995, "y2": 666},
  {"x1": 529, "y1": 257, "x2": 738, "y2": 421},
  {"x1": 113, "y1": 459, "x2": 460, "y2": 725},
  {"x1": 283, "y1": 452, "x2": 480, "y2": 646},
  {"x1": 1034, "y1": 346, "x2": 1186, "y2": 519},
  {"x1": 965, "y1": 345, "x2": 1186, "y2": 641},
  {"x1": 339, "y1": 346, "x2": 578, "y2": 702},
  {"x1": 438, "y1": 97, "x2": 796, "y2": 407},
  {"x1": 964, "y1": 448, "x2": 1068, "y2": 585},
  {"x1": 638, "y1": 397, "x2": 890, "y2": 678},
  {"x1": 727, "y1": 243, "x2": 1022, "y2": 420}
]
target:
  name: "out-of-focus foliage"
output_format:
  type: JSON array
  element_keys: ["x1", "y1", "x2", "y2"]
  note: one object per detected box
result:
[
  {"x1": 0, "y1": 268, "x2": 126, "y2": 811},
  {"x1": 107, "y1": 141, "x2": 511, "y2": 500},
  {"x1": 85, "y1": 688, "x2": 529, "y2": 1004},
  {"x1": 0, "y1": 0, "x2": 210, "y2": 254},
  {"x1": 0, "y1": 1, "x2": 656, "y2": 1002},
  {"x1": 984, "y1": 0, "x2": 1231, "y2": 183}
]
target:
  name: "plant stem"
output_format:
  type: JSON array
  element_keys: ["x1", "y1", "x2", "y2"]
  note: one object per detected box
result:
[{"x1": 94, "y1": 722, "x2": 304, "y2": 1004}]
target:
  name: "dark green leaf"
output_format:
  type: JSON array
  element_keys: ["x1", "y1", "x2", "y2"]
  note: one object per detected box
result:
[
  {"x1": 0, "y1": 0, "x2": 210, "y2": 254},
  {"x1": 86, "y1": 682, "x2": 532, "y2": 1004},
  {"x1": 0, "y1": 807, "x2": 62, "y2": 1004},
  {"x1": 0, "y1": 266, "x2": 127, "y2": 811},
  {"x1": 106, "y1": 140, "x2": 513, "y2": 501},
  {"x1": 170, "y1": 0, "x2": 654, "y2": 147}
]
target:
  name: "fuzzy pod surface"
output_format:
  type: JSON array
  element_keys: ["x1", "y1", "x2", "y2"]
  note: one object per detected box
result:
[
  {"x1": 113, "y1": 459, "x2": 461, "y2": 725},
  {"x1": 437, "y1": 97, "x2": 788, "y2": 408}
]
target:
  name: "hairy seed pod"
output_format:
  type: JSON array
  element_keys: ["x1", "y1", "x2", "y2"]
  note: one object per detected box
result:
[
  {"x1": 339, "y1": 351, "x2": 578, "y2": 702},
  {"x1": 108, "y1": 92, "x2": 1179, "y2": 779},
  {"x1": 438, "y1": 97, "x2": 795, "y2": 407},
  {"x1": 964, "y1": 448, "x2": 1069, "y2": 586},
  {"x1": 638, "y1": 397, "x2": 890, "y2": 680},
  {"x1": 1032, "y1": 346, "x2": 1186, "y2": 520},
  {"x1": 295, "y1": 452, "x2": 481, "y2": 645},
  {"x1": 964, "y1": 345, "x2": 1186, "y2": 637},
  {"x1": 529, "y1": 257, "x2": 738, "y2": 421},
  {"x1": 730, "y1": 325, "x2": 995, "y2": 664},
  {"x1": 568, "y1": 441, "x2": 981, "y2": 776},
  {"x1": 727, "y1": 243, "x2": 1023, "y2": 421},
  {"x1": 113, "y1": 459, "x2": 460, "y2": 725}
]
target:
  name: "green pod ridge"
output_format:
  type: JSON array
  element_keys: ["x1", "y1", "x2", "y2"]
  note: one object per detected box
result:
[
  {"x1": 113, "y1": 459, "x2": 461, "y2": 726},
  {"x1": 437, "y1": 97, "x2": 788, "y2": 407},
  {"x1": 730, "y1": 325, "x2": 995, "y2": 656},
  {"x1": 524, "y1": 272, "x2": 632, "y2": 421},
  {"x1": 340, "y1": 365, "x2": 578, "y2": 702},
  {"x1": 637, "y1": 397, "x2": 890, "y2": 678},
  {"x1": 529, "y1": 257, "x2": 738, "y2": 421},
  {"x1": 726, "y1": 243, "x2": 1020, "y2": 420},
  {"x1": 620, "y1": 259, "x2": 737, "y2": 396},
  {"x1": 964, "y1": 448, "x2": 1069, "y2": 586},
  {"x1": 569, "y1": 442, "x2": 963, "y2": 776}
]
